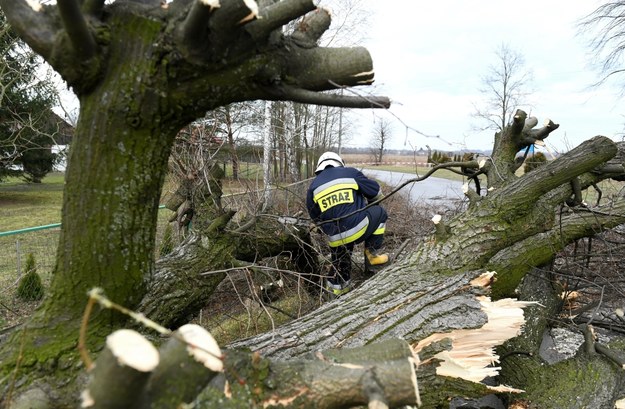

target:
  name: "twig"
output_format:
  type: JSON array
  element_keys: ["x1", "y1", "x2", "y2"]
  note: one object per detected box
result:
[
  {"x1": 394, "y1": 239, "x2": 411, "y2": 261},
  {"x1": 6, "y1": 324, "x2": 28, "y2": 406},
  {"x1": 78, "y1": 294, "x2": 97, "y2": 370},
  {"x1": 78, "y1": 288, "x2": 223, "y2": 371},
  {"x1": 595, "y1": 343, "x2": 625, "y2": 369},
  {"x1": 245, "y1": 294, "x2": 296, "y2": 320}
]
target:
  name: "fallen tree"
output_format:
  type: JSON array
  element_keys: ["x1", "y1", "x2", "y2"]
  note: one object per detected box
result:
[
  {"x1": 1, "y1": 0, "x2": 625, "y2": 408},
  {"x1": 84, "y1": 115, "x2": 625, "y2": 408},
  {"x1": 225, "y1": 121, "x2": 625, "y2": 407}
]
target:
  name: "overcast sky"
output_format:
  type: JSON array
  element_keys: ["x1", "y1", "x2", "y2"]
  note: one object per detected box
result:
[
  {"x1": 342, "y1": 0, "x2": 625, "y2": 154},
  {"x1": 54, "y1": 1, "x2": 624, "y2": 155}
]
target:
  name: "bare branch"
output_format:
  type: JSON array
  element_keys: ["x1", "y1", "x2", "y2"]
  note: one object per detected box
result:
[
  {"x1": 281, "y1": 46, "x2": 376, "y2": 91},
  {"x1": 526, "y1": 118, "x2": 560, "y2": 142},
  {"x1": 497, "y1": 136, "x2": 618, "y2": 207},
  {"x1": 57, "y1": 0, "x2": 97, "y2": 59},
  {"x1": 246, "y1": 0, "x2": 316, "y2": 40},
  {"x1": 0, "y1": 0, "x2": 57, "y2": 58},
  {"x1": 179, "y1": 0, "x2": 219, "y2": 49},
  {"x1": 488, "y1": 197, "x2": 625, "y2": 296},
  {"x1": 290, "y1": 7, "x2": 331, "y2": 48},
  {"x1": 264, "y1": 84, "x2": 390, "y2": 108}
]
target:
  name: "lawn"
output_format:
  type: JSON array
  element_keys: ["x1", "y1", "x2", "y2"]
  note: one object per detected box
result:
[{"x1": 0, "y1": 172, "x2": 65, "y2": 231}]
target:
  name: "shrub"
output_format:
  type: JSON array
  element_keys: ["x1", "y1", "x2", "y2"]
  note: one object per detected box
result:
[{"x1": 16, "y1": 253, "x2": 44, "y2": 301}]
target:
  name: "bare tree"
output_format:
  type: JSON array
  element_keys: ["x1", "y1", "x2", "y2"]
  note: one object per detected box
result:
[
  {"x1": 212, "y1": 102, "x2": 263, "y2": 180},
  {"x1": 369, "y1": 116, "x2": 392, "y2": 164},
  {"x1": 0, "y1": 10, "x2": 61, "y2": 181},
  {"x1": 580, "y1": 1, "x2": 625, "y2": 92},
  {"x1": 472, "y1": 43, "x2": 533, "y2": 132}
]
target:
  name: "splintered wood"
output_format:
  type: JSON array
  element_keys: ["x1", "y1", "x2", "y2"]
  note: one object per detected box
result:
[{"x1": 413, "y1": 271, "x2": 533, "y2": 392}]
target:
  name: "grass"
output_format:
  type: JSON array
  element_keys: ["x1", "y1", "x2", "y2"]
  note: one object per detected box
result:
[
  {"x1": 0, "y1": 172, "x2": 174, "y2": 329},
  {"x1": 198, "y1": 291, "x2": 318, "y2": 346},
  {"x1": 0, "y1": 172, "x2": 65, "y2": 231}
]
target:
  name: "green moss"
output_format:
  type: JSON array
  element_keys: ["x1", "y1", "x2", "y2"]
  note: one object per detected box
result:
[{"x1": 507, "y1": 356, "x2": 619, "y2": 408}]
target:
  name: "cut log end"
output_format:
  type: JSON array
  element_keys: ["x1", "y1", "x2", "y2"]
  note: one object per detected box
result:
[
  {"x1": 107, "y1": 329, "x2": 159, "y2": 372},
  {"x1": 178, "y1": 324, "x2": 223, "y2": 372},
  {"x1": 239, "y1": 0, "x2": 259, "y2": 24},
  {"x1": 199, "y1": 0, "x2": 220, "y2": 8},
  {"x1": 26, "y1": 0, "x2": 43, "y2": 12}
]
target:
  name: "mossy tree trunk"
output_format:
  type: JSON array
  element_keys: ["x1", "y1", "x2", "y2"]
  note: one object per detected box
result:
[
  {"x1": 0, "y1": 0, "x2": 388, "y2": 406},
  {"x1": 138, "y1": 217, "x2": 317, "y2": 330},
  {"x1": 227, "y1": 123, "x2": 625, "y2": 408}
]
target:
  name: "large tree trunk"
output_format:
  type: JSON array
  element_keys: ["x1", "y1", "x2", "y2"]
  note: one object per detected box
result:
[
  {"x1": 138, "y1": 217, "x2": 316, "y2": 329},
  {"x1": 0, "y1": 1, "x2": 387, "y2": 407},
  {"x1": 222, "y1": 129, "x2": 625, "y2": 407}
]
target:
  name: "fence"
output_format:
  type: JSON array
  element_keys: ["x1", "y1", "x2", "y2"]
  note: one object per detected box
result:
[
  {"x1": 0, "y1": 207, "x2": 172, "y2": 329},
  {"x1": 0, "y1": 183, "x2": 309, "y2": 329}
]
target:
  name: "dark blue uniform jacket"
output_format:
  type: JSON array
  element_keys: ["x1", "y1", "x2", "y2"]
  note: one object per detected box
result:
[{"x1": 306, "y1": 167, "x2": 381, "y2": 247}]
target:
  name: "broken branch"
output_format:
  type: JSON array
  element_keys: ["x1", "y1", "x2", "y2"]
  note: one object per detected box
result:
[{"x1": 57, "y1": 0, "x2": 97, "y2": 59}]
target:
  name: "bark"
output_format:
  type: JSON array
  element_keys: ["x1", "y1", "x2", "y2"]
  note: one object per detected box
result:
[
  {"x1": 82, "y1": 329, "x2": 159, "y2": 409},
  {"x1": 226, "y1": 268, "x2": 532, "y2": 407},
  {"x1": 81, "y1": 325, "x2": 223, "y2": 408},
  {"x1": 85, "y1": 327, "x2": 424, "y2": 409}
]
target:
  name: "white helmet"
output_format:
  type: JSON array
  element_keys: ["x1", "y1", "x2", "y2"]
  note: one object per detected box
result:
[{"x1": 315, "y1": 151, "x2": 344, "y2": 174}]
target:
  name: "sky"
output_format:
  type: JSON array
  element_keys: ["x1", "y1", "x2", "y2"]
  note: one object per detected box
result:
[
  {"x1": 51, "y1": 0, "x2": 624, "y2": 155},
  {"x1": 342, "y1": 0, "x2": 625, "y2": 154}
]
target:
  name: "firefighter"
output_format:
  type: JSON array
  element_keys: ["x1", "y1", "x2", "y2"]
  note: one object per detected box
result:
[{"x1": 306, "y1": 151, "x2": 389, "y2": 297}]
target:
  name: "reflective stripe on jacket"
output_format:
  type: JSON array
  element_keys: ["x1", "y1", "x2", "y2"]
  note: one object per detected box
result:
[{"x1": 306, "y1": 167, "x2": 381, "y2": 247}]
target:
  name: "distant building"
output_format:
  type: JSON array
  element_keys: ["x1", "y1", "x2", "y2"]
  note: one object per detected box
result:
[{"x1": 52, "y1": 145, "x2": 69, "y2": 171}]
